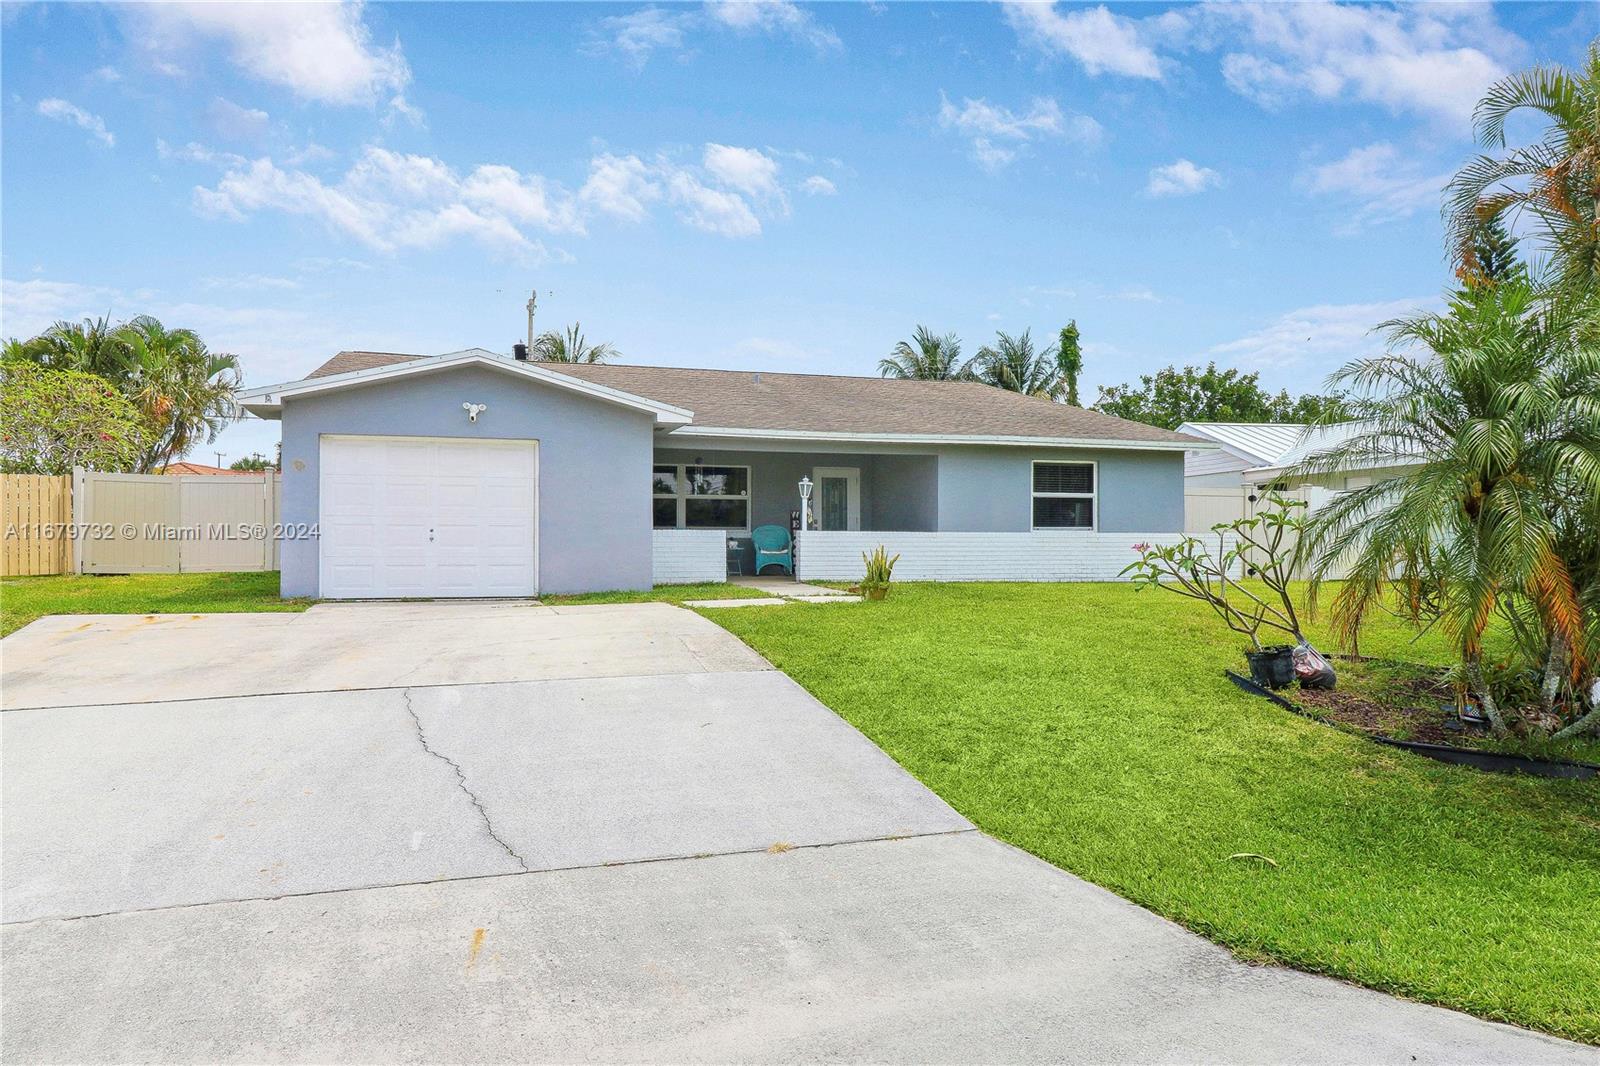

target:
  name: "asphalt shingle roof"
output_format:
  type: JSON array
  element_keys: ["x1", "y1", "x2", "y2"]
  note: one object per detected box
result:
[{"x1": 305, "y1": 351, "x2": 1201, "y2": 445}]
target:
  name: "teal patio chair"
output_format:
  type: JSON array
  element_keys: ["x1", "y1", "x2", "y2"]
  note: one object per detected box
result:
[{"x1": 751, "y1": 524, "x2": 794, "y2": 576}]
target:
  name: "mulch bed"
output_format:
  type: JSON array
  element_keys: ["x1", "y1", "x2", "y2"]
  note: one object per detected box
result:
[{"x1": 1290, "y1": 660, "x2": 1472, "y2": 745}]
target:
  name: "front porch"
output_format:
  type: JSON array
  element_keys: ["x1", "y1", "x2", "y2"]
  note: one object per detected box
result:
[{"x1": 653, "y1": 447, "x2": 939, "y2": 576}]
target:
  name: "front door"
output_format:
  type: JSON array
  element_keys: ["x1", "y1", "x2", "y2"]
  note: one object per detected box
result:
[{"x1": 812, "y1": 466, "x2": 861, "y2": 531}]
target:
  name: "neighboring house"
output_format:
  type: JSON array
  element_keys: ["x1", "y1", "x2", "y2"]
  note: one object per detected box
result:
[
  {"x1": 241, "y1": 349, "x2": 1213, "y2": 598},
  {"x1": 160, "y1": 462, "x2": 258, "y2": 476},
  {"x1": 1179, "y1": 420, "x2": 1425, "y2": 533},
  {"x1": 1176, "y1": 422, "x2": 1310, "y2": 490}
]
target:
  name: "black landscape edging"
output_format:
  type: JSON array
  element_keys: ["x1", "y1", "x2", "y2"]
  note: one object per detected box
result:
[{"x1": 1222, "y1": 670, "x2": 1599, "y2": 781}]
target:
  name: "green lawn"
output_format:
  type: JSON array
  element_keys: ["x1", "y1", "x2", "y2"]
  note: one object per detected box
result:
[
  {"x1": 700, "y1": 583, "x2": 1600, "y2": 1043},
  {"x1": 0, "y1": 571, "x2": 309, "y2": 637},
  {"x1": 540, "y1": 581, "x2": 771, "y2": 606}
]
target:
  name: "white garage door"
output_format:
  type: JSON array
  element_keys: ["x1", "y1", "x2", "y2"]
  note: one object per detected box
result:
[{"x1": 320, "y1": 436, "x2": 538, "y2": 599}]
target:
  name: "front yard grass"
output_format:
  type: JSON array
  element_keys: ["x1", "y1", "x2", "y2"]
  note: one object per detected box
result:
[
  {"x1": 700, "y1": 582, "x2": 1600, "y2": 1043},
  {"x1": 0, "y1": 571, "x2": 308, "y2": 637}
]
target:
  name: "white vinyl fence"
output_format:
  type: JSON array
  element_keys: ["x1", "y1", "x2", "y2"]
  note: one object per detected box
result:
[
  {"x1": 74, "y1": 468, "x2": 281, "y2": 575},
  {"x1": 1184, "y1": 486, "x2": 1250, "y2": 533},
  {"x1": 795, "y1": 530, "x2": 1235, "y2": 583},
  {"x1": 651, "y1": 528, "x2": 726, "y2": 584}
]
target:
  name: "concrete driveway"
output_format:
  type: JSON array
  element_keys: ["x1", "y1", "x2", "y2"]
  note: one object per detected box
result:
[{"x1": 1, "y1": 603, "x2": 1588, "y2": 1063}]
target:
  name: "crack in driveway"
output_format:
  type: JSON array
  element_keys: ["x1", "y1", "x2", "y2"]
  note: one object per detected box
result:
[{"x1": 399, "y1": 688, "x2": 530, "y2": 872}]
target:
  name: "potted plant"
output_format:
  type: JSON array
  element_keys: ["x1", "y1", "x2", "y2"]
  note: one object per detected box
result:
[
  {"x1": 859, "y1": 544, "x2": 899, "y2": 601},
  {"x1": 1122, "y1": 497, "x2": 1334, "y2": 691}
]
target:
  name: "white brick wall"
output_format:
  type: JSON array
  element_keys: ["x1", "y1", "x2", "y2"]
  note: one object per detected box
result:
[
  {"x1": 796, "y1": 531, "x2": 1228, "y2": 583},
  {"x1": 652, "y1": 529, "x2": 727, "y2": 584}
]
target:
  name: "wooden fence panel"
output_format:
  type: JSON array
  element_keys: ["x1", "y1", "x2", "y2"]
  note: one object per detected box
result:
[{"x1": 1, "y1": 475, "x2": 72, "y2": 576}]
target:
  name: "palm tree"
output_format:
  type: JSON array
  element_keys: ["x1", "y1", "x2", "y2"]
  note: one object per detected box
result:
[
  {"x1": 1057, "y1": 320, "x2": 1083, "y2": 405},
  {"x1": 9, "y1": 316, "x2": 123, "y2": 376},
  {"x1": 532, "y1": 323, "x2": 620, "y2": 363},
  {"x1": 969, "y1": 330, "x2": 1062, "y2": 398},
  {"x1": 112, "y1": 317, "x2": 241, "y2": 472},
  {"x1": 1446, "y1": 40, "x2": 1599, "y2": 288},
  {"x1": 879, "y1": 326, "x2": 964, "y2": 380},
  {"x1": 1298, "y1": 280, "x2": 1600, "y2": 737}
]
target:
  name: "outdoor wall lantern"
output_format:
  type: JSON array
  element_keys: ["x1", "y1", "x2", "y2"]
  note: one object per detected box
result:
[
  {"x1": 798, "y1": 475, "x2": 814, "y2": 530},
  {"x1": 463, "y1": 402, "x2": 487, "y2": 423}
]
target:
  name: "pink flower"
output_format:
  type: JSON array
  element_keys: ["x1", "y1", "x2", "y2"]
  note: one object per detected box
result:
[{"x1": 1131, "y1": 542, "x2": 1151, "y2": 553}]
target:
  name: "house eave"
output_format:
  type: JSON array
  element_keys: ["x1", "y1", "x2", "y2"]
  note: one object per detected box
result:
[{"x1": 661, "y1": 426, "x2": 1214, "y2": 452}]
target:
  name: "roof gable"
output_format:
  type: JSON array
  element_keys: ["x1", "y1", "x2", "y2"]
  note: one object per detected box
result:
[{"x1": 240, "y1": 352, "x2": 693, "y2": 426}]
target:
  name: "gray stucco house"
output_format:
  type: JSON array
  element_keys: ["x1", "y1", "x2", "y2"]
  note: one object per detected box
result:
[{"x1": 241, "y1": 348, "x2": 1209, "y2": 598}]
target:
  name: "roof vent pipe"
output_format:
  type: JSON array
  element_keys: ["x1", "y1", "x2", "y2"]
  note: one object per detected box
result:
[{"x1": 513, "y1": 342, "x2": 529, "y2": 360}]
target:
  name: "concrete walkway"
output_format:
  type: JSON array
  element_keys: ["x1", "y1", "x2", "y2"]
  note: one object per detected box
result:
[
  {"x1": 687, "y1": 574, "x2": 862, "y2": 608},
  {"x1": 1, "y1": 604, "x2": 1588, "y2": 1063}
]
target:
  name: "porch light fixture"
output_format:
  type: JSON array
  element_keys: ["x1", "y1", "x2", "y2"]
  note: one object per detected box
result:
[
  {"x1": 798, "y1": 475, "x2": 815, "y2": 532},
  {"x1": 463, "y1": 401, "x2": 487, "y2": 423}
]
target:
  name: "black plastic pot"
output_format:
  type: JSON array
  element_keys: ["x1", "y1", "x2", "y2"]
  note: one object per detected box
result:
[{"x1": 1244, "y1": 645, "x2": 1296, "y2": 689}]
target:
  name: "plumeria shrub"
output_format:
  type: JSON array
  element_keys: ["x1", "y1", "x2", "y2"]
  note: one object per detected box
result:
[{"x1": 1122, "y1": 497, "x2": 1312, "y2": 652}]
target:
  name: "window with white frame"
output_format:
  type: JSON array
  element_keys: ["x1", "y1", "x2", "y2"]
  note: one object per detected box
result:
[
  {"x1": 652, "y1": 464, "x2": 751, "y2": 530},
  {"x1": 1031, "y1": 461, "x2": 1095, "y2": 529}
]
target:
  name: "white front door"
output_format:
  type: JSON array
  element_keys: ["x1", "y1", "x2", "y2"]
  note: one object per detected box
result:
[
  {"x1": 319, "y1": 435, "x2": 538, "y2": 599},
  {"x1": 812, "y1": 466, "x2": 861, "y2": 531}
]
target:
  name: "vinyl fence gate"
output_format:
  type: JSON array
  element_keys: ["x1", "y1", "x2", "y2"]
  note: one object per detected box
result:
[{"x1": 74, "y1": 469, "x2": 281, "y2": 575}]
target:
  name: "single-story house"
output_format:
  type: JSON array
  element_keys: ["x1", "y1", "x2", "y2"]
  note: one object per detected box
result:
[
  {"x1": 1179, "y1": 421, "x2": 1425, "y2": 510},
  {"x1": 240, "y1": 348, "x2": 1212, "y2": 598}
]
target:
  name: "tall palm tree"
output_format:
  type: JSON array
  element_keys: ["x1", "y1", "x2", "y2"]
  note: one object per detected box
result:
[
  {"x1": 112, "y1": 317, "x2": 241, "y2": 472},
  {"x1": 9, "y1": 316, "x2": 123, "y2": 376},
  {"x1": 1447, "y1": 40, "x2": 1600, "y2": 288},
  {"x1": 969, "y1": 329, "x2": 1062, "y2": 398},
  {"x1": 532, "y1": 323, "x2": 620, "y2": 363},
  {"x1": 879, "y1": 326, "x2": 964, "y2": 380},
  {"x1": 1057, "y1": 320, "x2": 1083, "y2": 405},
  {"x1": 1299, "y1": 280, "x2": 1600, "y2": 737}
]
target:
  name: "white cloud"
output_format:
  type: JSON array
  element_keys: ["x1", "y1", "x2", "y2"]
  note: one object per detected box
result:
[
  {"x1": 579, "y1": 153, "x2": 663, "y2": 223},
  {"x1": 591, "y1": 1, "x2": 839, "y2": 64},
  {"x1": 1302, "y1": 142, "x2": 1449, "y2": 229},
  {"x1": 190, "y1": 142, "x2": 801, "y2": 252},
  {"x1": 1145, "y1": 158, "x2": 1221, "y2": 198},
  {"x1": 1, "y1": 278, "x2": 121, "y2": 339},
  {"x1": 667, "y1": 171, "x2": 763, "y2": 238},
  {"x1": 1001, "y1": 1, "x2": 1521, "y2": 123},
  {"x1": 801, "y1": 175, "x2": 837, "y2": 196},
  {"x1": 937, "y1": 92, "x2": 1100, "y2": 172},
  {"x1": 36, "y1": 98, "x2": 115, "y2": 147},
  {"x1": 129, "y1": 1, "x2": 411, "y2": 107},
  {"x1": 284, "y1": 143, "x2": 338, "y2": 167},
  {"x1": 1210, "y1": 2, "x2": 1513, "y2": 123},
  {"x1": 93, "y1": 66, "x2": 121, "y2": 82},
  {"x1": 1209, "y1": 297, "x2": 1434, "y2": 372},
  {"x1": 383, "y1": 92, "x2": 427, "y2": 129},
  {"x1": 1002, "y1": 2, "x2": 1163, "y2": 79},
  {"x1": 703, "y1": 143, "x2": 784, "y2": 205},
  {"x1": 461, "y1": 165, "x2": 585, "y2": 232},
  {"x1": 158, "y1": 139, "x2": 248, "y2": 168},
  {"x1": 703, "y1": 0, "x2": 840, "y2": 51},
  {"x1": 206, "y1": 97, "x2": 270, "y2": 141}
]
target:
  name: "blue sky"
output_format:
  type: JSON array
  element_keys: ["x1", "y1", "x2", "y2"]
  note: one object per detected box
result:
[{"x1": 3, "y1": 1, "x2": 1594, "y2": 464}]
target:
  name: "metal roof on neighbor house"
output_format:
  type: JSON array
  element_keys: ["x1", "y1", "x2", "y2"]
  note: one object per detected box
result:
[
  {"x1": 306, "y1": 350, "x2": 1205, "y2": 447},
  {"x1": 1175, "y1": 422, "x2": 1311, "y2": 465}
]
